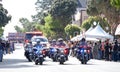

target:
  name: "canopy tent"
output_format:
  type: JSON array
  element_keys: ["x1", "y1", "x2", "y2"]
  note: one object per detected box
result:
[
  {"x1": 85, "y1": 24, "x2": 113, "y2": 40},
  {"x1": 71, "y1": 24, "x2": 113, "y2": 42},
  {"x1": 71, "y1": 35, "x2": 99, "y2": 42},
  {"x1": 85, "y1": 26, "x2": 93, "y2": 34},
  {"x1": 115, "y1": 24, "x2": 120, "y2": 35}
]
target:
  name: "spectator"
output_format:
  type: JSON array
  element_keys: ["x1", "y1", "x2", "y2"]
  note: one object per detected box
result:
[
  {"x1": 104, "y1": 43, "x2": 110, "y2": 61},
  {"x1": 0, "y1": 39, "x2": 4, "y2": 62},
  {"x1": 98, "y1": 41, "x2": 102, "y2": 60},
  {"x1": 6, "y1": 41, "x2": 10, "y2": 54},
  {"x1": 113, "y1": 41, "x2": 118, "y2": 61},
  {"x1": 93, "y1": 42, "x2": 99, "y2": 59},
  {"x1": 118, "y1": 43, "x2": 120, "y2": 61},
  {"x1": 109, "y1": 43, "x2": 113, "y2": 61}
]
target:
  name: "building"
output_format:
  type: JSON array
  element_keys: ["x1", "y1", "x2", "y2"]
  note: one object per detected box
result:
[{"x1": 72, "y1": 0, "x2": 89, "y2": 26}]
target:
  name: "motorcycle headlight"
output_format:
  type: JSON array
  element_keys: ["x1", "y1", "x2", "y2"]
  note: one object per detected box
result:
[
  {"x1": 74, "y1": 48, "x2": 77, "y2": 51},
  {"x1": 32, "y1": 42, "x2": 36, "y2": 46},
  {"x1": 61, "y1": 50, "x2": 64, "y2": 53},
  {"x1": 52, "y1": 48, "x2": 57, "y2": 52},
  {"x1": 84, "y1": 50, "x2": 87, "y2": 52},
  {"x1": 40, "y1": 50, "x2": 42, "y2": 53},
  {"x1": 47, "y1": 43, "x2": 50, "y2": 48},
  {"x1": 80, "y1": 50, "x2": 84, "y2": 52}
]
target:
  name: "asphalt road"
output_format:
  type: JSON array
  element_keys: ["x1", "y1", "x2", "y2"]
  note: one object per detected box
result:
[{"x1": 0, "y1": 46, "x2": 120, "y2": 72}]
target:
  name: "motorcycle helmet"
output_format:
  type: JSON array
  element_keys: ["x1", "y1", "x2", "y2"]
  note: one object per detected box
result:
[
  {"x1": 58, "y1": 38, "x2": 63, "y2": 42},
  {"x1": 52, "y1": 39, "x2": 56, "y2": 42},
  {"x1": 37, "y1": 41, "x2": 40, "y2": 44},
  {"x1": 36, "y1": 39, "x2": 41, "y2": 44},
  {"x1": 58, "y1": 38, "x2": 63, "y2": 41},
  {"x1": 81, "y1": 38, "x2": 86, "y2": 42}
]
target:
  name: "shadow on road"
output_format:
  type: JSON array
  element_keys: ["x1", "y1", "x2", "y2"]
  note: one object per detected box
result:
[{"x1": 0, "y1": 59, "x2": 34, "y2": 69}]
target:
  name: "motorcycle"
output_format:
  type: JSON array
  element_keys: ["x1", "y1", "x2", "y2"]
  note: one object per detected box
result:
[
  {"x1": 76, "y1": 45, "x2": 91, "y2": 64},
  {"x1": 48, "y1": 45, "x2": 58, "y2": 62},
  {"x1": 33, "y1": 47, "x2": 46, "y2": 65},
  {"x1": 24, "y1": 47, "x2": 33, "y2": 62},
  {"x1": 56, "y1": 46, "x2": 69, "y2": 64}
]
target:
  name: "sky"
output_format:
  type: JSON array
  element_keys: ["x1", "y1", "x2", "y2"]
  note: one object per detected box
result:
[{"x1": 2, "y1": 0, "x2": 37, "y2": 37}]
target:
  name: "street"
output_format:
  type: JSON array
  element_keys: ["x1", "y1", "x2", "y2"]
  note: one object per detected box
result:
[{"x1": 0, "y1": 46, "x2": 120, "y2": 72}]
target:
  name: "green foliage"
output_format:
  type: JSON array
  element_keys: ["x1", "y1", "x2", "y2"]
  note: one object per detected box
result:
[
  {"x1": 81, "y1": 16, "x2": 109, "y2": 31},
  {"x1": 14, "y1": 26, "x2": 23, "y2": 33},
  {"x1": 64, "y1": 24, "x2": 81, "y2": 37},
  {"x1": 44, "y1": 14, "x2": 63, "y2": 31},
  {"x1": 35, "y1": 0, "x2": 53, "y2": 11},
  {"x1": 35, "y1": 24, "x2": 44, "y2": 31},
  {"x1": 15, "y1": 18, "x2": 39, "y2": 33},
  {"x1": 0, "y1": 27, "x2": 3, "y2": 36},
  {"x1": 19, "y1": 18, "x2": 35, "y2": 32},
  {"x1": 33, "y1": 0, "x2": 78, "y2": 38},
  {"x1": 87, "y1": 0, "x2": 120, "y2": 35},
  {"x1": 0, "y1": 3, "x2": 11, "y2": 27},
  {"x1": 50, "y1": 0, "x2": 77, "y2": 26},
  {"x1": 110, "y1": 0, "x2": 120, "y2": 9},
  {"x1": 44, "y1": 14, "x2": 64, "y2": 38},
  {"x1": 32, "y1": 0, "x2": 54, "y2": 24}
]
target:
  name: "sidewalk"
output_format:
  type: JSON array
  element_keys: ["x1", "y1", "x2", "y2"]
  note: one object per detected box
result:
[{"x1": 0, "y1": 45, "x2": 27, "y2": 67}]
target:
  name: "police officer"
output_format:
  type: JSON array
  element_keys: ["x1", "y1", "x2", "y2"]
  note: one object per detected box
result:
[
  {"x1": 57, "y1": 38, "x2": 66, "y2": 46},
  {"x1": 51, "y1": 39, "x2": 57, "y2": 46}
]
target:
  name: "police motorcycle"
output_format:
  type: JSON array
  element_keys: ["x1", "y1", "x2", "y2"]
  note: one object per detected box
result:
[
  {"x1": 33, "y1": 47, "x2": 46, "y2": 65},
  {"x1": 24, "y1": 42, "x2": 33, "y2": 62},
  {"x1": 48, "y1": 45, "x2": 58, "y2": 61},
  {"x1": 33, "y1": 41, "x2": 46, "y2": 65},
  {"x1": 55, "y1": 38, "x2": 69, "y2": 64},
  {"x1": 48, "y1": 39, "x2": 58, "y2": 61},
  {"x1": 56, "y1": 46, "x2": 69, "y2": 64},
  {"x1": 75, "y1": 38, "x2": 91, "y2": 64}
]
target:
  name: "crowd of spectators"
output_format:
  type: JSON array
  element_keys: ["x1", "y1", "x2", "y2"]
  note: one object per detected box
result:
[
  {"x1": 0, "y1": 38, "x2": 16, "y2": 62},
  {"x1": 68, "y1": 38, "x2": 120, "y2": 62}
]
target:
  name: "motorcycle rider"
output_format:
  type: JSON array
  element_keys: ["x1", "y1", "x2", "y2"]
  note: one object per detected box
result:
[
  {"x1": 79, "y1": 38, "x2": 87, "y2": 46},
  {"x1": 33, "y1": 40, "x2": 45, "y2": 62},
  {"x1": 25, "y1": 41, "x2": 33, "y2": 49},
  {"x1": 33, "y1": 40, "x2": 43, "y2": 54},
  {"x1": 56, "y1": 38, "x2": 69, "y2": 61},
  {"x1": 51, "y1": 39, "x2": 57, "y2": 46},
  {"x1": 24, "y1": 41, "x2": 33, "y2": 62},
  {"x1": 79, "y1": 38, "x2": 89, "y2": 60},
  {"x1": 57, "y1": 38, "x2": 66, "y2": 47}
]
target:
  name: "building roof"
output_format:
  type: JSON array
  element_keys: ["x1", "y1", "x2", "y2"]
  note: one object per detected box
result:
[{"x1": 77, "y1": 0, "x2": 87, "y2": 8}]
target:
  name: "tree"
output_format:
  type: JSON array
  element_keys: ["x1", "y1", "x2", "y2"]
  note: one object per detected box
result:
[
  {"x1": 14, "y1": 26, "x2": 24, "y2": 33},
  {"x1": 32, "y1": 0, "x2": 54, "y2": 24},
  {"x1": 15, "y1": 18, "x2": 37, "y2": 32},
  {"x1": 110, "y1": 0, "x2": 120, "y2": 9},
  {"x1": 50, "y1": 0, "x2": 77, "y2": 27},
  {"x1": 0, "y1": 3, "x2": 11, "y2": 36},
  {"x1": 0, "y1": 3, "x2": 11, "y2": 27},
  {"x1": 34, "y1": 23, "x2": 52, "y2": 37},
  {"x1": 81, "y1": 16, "x2": 109, "y2": 32},
  {"x1": 64, "y1": 24, "x2": 81, "y2": 37},
  {"x1": 44, "y1": 14, "x2": 64, "y2": 38},
  {"x1": 0, "y1": 27, "x2": 3, "y2": 36},
  {"x1": 19, "y1": 18, "x2": 35, "y2": 32},
  {"x1": 87, "y1": 0, "x2": 120, "y2": 35}
]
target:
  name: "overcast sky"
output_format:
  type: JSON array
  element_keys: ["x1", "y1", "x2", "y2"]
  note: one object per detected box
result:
[{"x1": 2, "y1": 0, "x2": 37, "y2": 37}]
